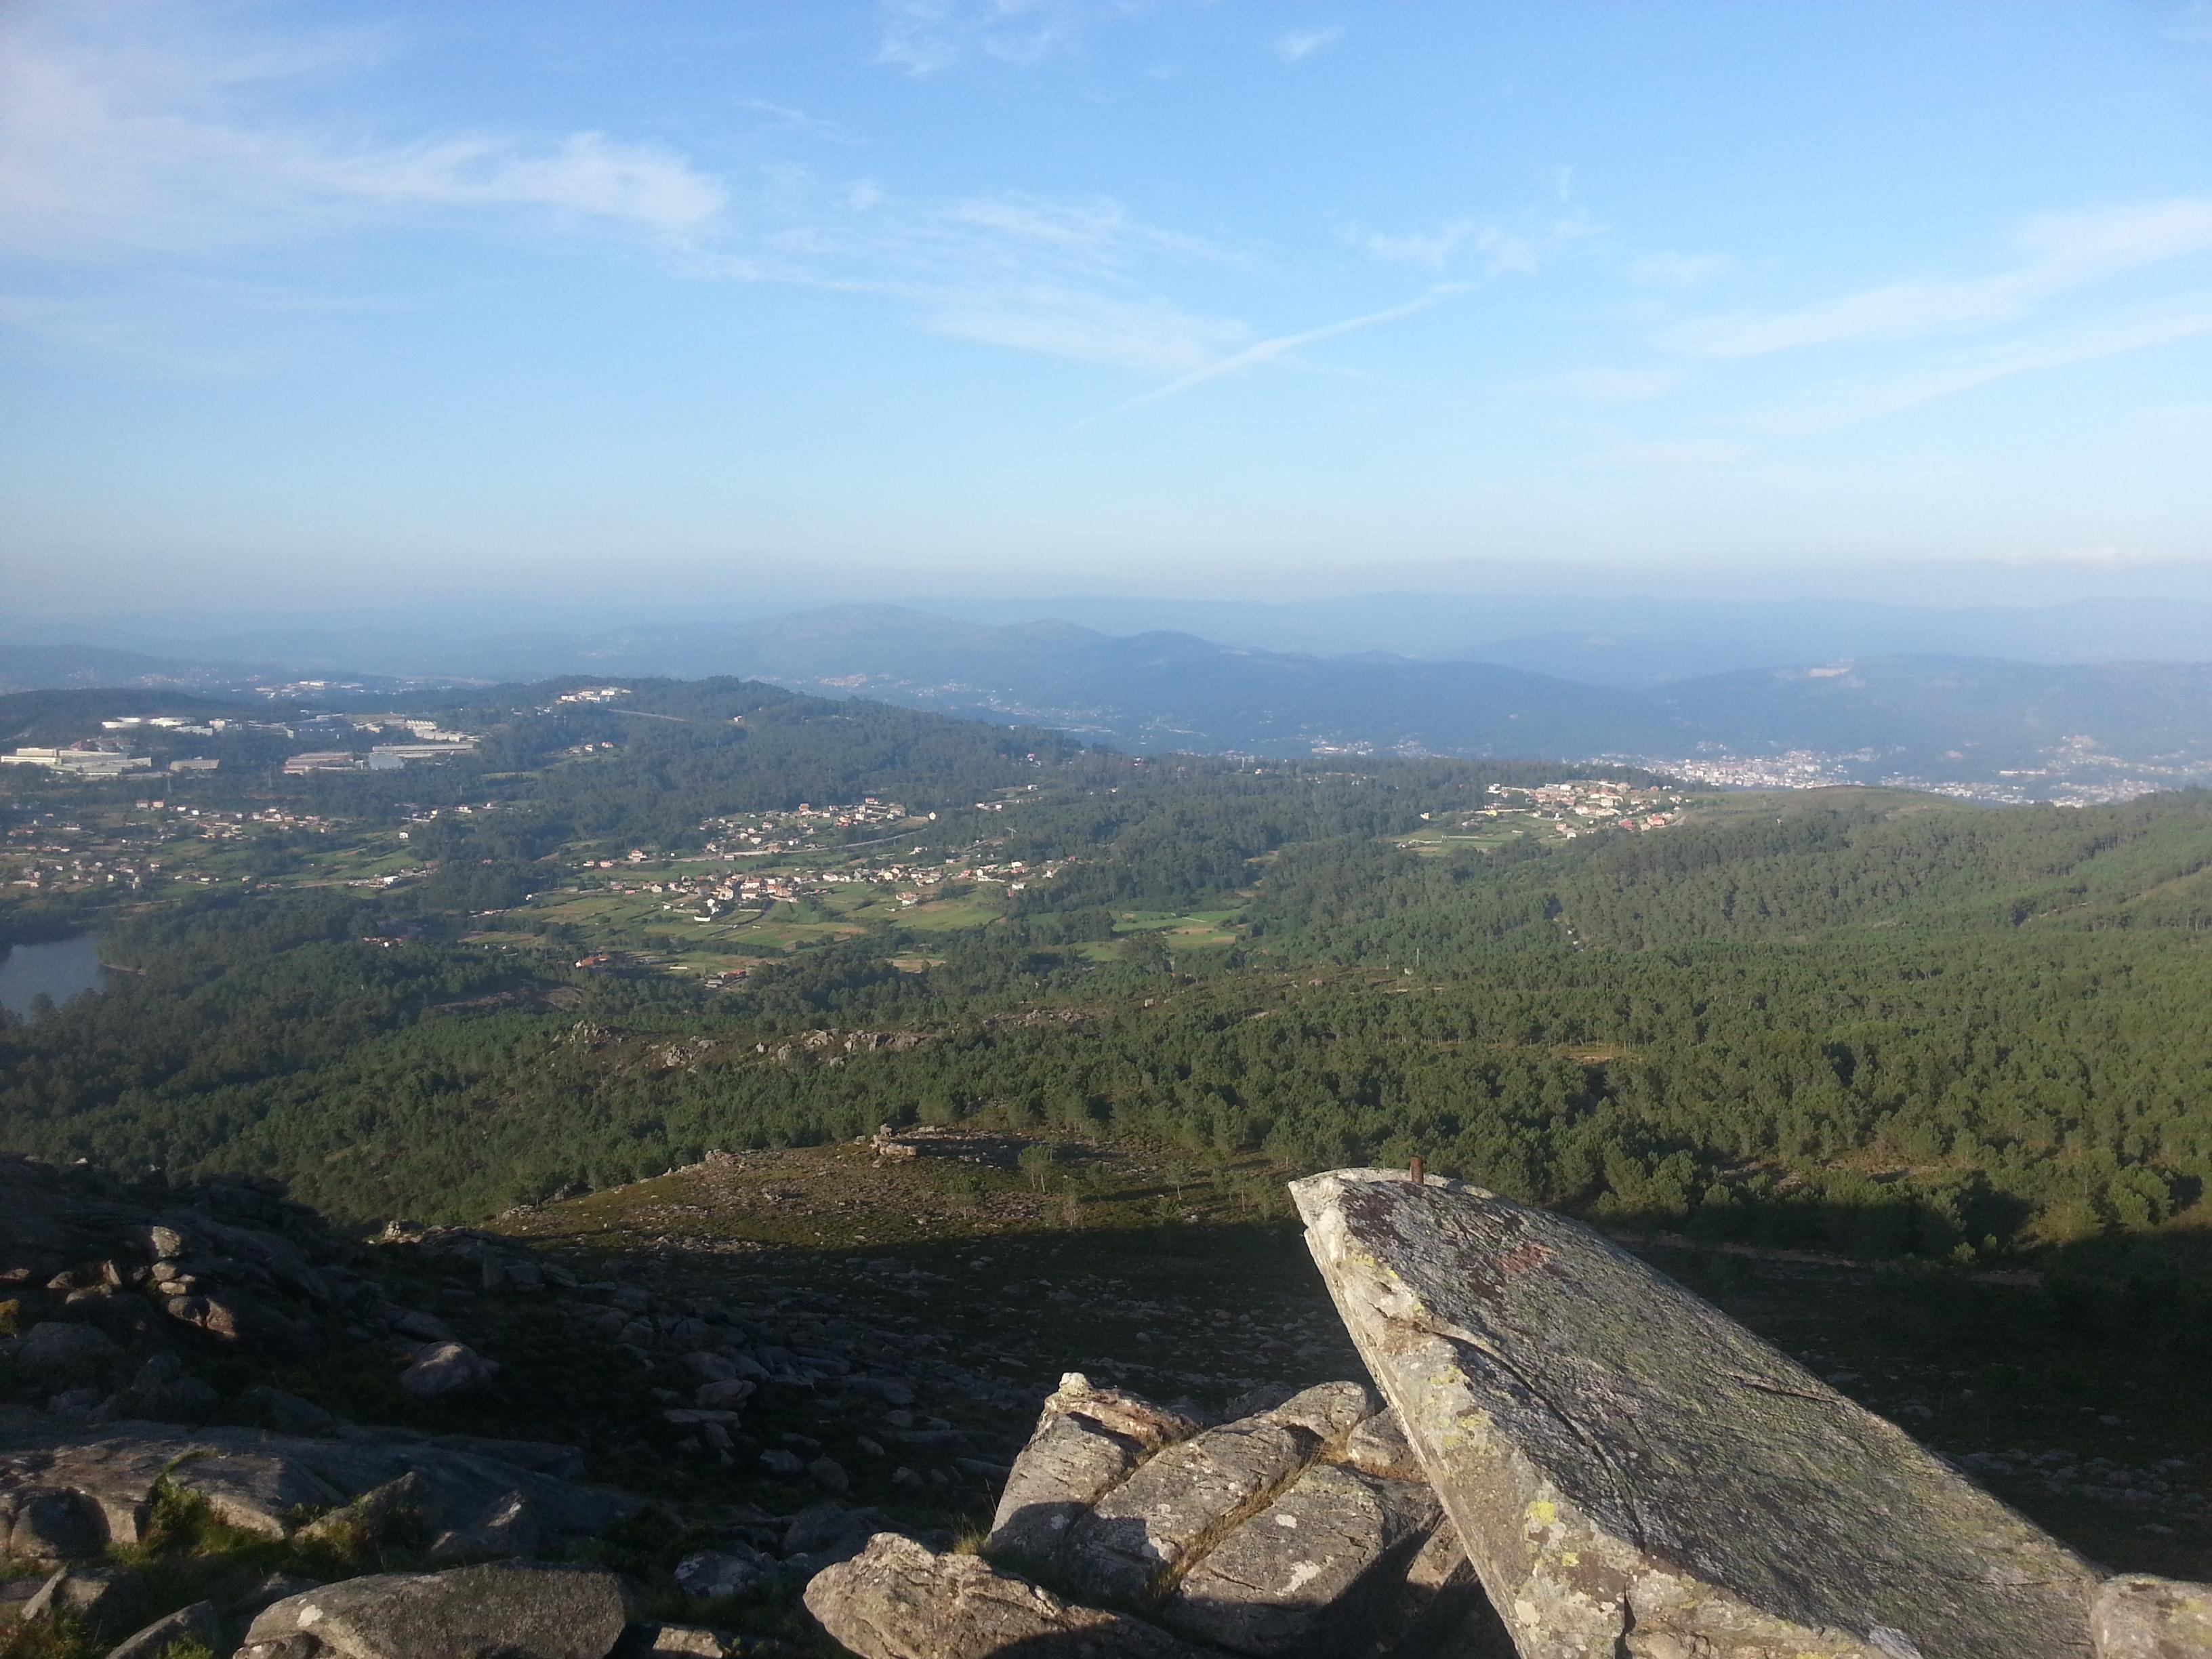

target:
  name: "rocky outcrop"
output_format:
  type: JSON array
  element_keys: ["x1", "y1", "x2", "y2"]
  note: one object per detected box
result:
[
  {"x1": 807, "y1": 1380, "x2": 1503, "y2": 1659},
  {"x1": 0, "y1": 1155, "x2": 498, "y2": 1421},
  {"x1": 1292, "y1": 1168, "x2": 2104, "y2": 1659},
  {"x1": 987, "y1": 1372, "x2": 1200, "y2": 1564},
  {"x1": 0, "y1": 1418, "x2": 634, "y2": 1563}
]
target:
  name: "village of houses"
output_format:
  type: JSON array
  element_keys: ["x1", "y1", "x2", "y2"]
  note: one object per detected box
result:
[
  {"x1": 1477, "y1": 779, "x2": 1686, "y2": 836},
  {"x1": 561, "y1": 796, "x2": 1065, "y2": 984}
]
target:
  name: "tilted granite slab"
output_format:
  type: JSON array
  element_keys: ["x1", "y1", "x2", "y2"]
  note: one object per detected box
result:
[{"x1": 1292, "y1": 1168, "x2": 2101, "y2": 1659}]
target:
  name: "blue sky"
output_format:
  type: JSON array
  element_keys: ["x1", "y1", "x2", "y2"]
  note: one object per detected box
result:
[{"x1": 3, "y1": 0, "x2": 2210, "y2": 608}]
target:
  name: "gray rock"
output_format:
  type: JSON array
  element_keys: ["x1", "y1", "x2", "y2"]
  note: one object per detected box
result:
[
  {"x1": 1292, "y1": 1167, "x2": 2102, "y2": 1659},
  {"x1": 1062, "y1": 1415, "x2": 1324, "y2": 1605},
  {"x1": 693, "y1": 1379, "x2": 755, "y2": 1410},
  {"x1": 619, "y1": 1624, "x2": 731, "y2": 1657},
  {"x1": 758, "y1": 1449, "x2": 805, "y2": 1477},
  {"x1": 11, "y1": 1321, "x2": 123, "y2": 1386},
  {"x1": 987, "y1": 1372, "x2": 1204, "y2": 1566},
  {"x1": 397, "y1": 1342, "x2": 500, "y2": 1399},
  {"x1": 2091, "y1": 1574, "x2": 2212, "y2": 1658},
  {"x1": 1159, "y1": 1463, "x2": 1437, "y2": 1656},
  {"x1": 295, "y1": 1471, "x2": 428, "y2": 1549},
  {"x1": 1261, "y1": 1381, "x2": 1378, "y2": 1444},
  {"x1": 111, "y1": 1354, "x2": 221, "y2": 1425},
  {"x1": 4, "y1": 1486, "x2": 110, "y2": 1559},
  {"x1": 236, "y1": 1562, "x2": 626, "y2": 1659},
  {"x1": 989, "y1": 1413, "x2": 1142, "y2": 1565},
  {"x1": 231, "y1": 1573, "x2": 326, "y2": 1616},
  {"x1": 845, "y1": 1375, "x2": 916, "y2": 1408},
  {"x1": 808, "y1": 1456, "x2": 851, "y2": 1494},
  {"x1": 804, "y1": 1532, "x2": 1212, "y2": 1659},
  {"x1": 103, "y1": 1597, "x2": 224, "y2": 1659},
  {"x1": 0, "y1": 1421, "x2": 636, "y2": 1561},
  {"x1": 674, "y1": 1547, "x2": 769, "y2": 1601},
  {"x1": 1338, "y1": 1410, "x2": 1421, "y2": 1483},
  {"x1": 1348, "y1": 1518, "x2": 1513, "y2": 1659},
  {"x1": 162, "y1": 1291, "x2": 309, "y2": 1351},
  {"x1": 785, "y1": 1502, "x2": 889, "y2": 1560},
  {"x1": 243, "y1": 1384, "x2": 340, "y2": 1435},
  {"x1": 483, "y1": 1256, "x2": 544, "y2": 1294},
  {"x1": 383, "y1": 1307, "x2": 454, "y2": 1343},
  {"x1": 24, "y1": 1565, "x2": 147, "y2": 1640},
  {"x1": 428, "y1": 1489, "x2": 542, "y2": 1563}
]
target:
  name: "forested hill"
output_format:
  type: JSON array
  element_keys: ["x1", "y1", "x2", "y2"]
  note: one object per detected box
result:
[
  {"x1": 3, "y1": 682, "x2": 2211, "y2": 1284},
  {"x1": 1249, "y1": 786, "x2": 2212, "y2": 958}
]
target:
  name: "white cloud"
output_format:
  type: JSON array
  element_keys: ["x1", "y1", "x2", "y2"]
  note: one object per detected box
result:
[
  {"x1": 693, "y1": 176, "x2": 1260, "y2": 379},
  {"x1": 1629, "y1": 251, "x2": 1732, "y2": 288},
  {"x1": 1662, "y1": 198, "x2": 2212, "y2": 359},
  {"x1": 927, "y1": 286, "x2": 1245, "y2": 373},
  {"x1": 1275, "y1": 26, "x2": 1343, "y2": 63},
  {"x1": 941, "y1": 193, "x2": 1235, "y2": 268},
  {"x1": 875, "y1": 0, "x2": 1099, "y2": 76},
  {"x1": 733, "y1": 98, "x2": 859, "y2": 146},
  {"x1": 0, "y1": 5, "x2": 727, "y2": 262},
  {"x1": 1344, "y1": 219, "x2": 1534, "y2": 274},
  {"x1": 325, "y1": 134, "x2": 726, "y2": 235},
  {"x1": 1763, "y1": 302, "x2": 2212, "y2": 432}
]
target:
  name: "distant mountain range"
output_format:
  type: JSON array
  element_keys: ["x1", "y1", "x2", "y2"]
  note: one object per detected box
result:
[{"x1": 6, "y1": 602, "x2": 2211, "y2": 798}]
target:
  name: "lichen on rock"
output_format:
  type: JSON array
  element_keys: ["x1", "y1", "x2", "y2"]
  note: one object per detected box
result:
[{"x1": 1292, "y1": 1168, "x2": 2103, "y2": 1659}]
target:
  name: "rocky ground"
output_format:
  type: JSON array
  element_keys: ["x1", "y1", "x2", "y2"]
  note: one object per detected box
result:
[
  {"x1": 1, "y1": 1131, "x2": 2206, "y2": 1658},
  {"x1": 497, "y1": 1136, "x2": 2212, "y2": 1582}
]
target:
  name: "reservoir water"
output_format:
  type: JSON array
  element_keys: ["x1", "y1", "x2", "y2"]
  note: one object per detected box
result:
[{"x1": 0, "y1": 934, "x2": 109, "y2": 1019}]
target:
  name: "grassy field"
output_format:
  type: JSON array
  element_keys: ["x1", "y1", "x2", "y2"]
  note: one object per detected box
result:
[{"x1": 1111, "y1": 907, "x2": 1244, "y2": 946}]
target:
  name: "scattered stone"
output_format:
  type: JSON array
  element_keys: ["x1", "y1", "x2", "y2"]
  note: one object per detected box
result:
[
  {"x1": 674, "y1": 1547, "x2": 770, "y2": 1602},
  {"x1": 397, "y1": 1341, "x2": 501, "y2": 1399},
  {"x1": 759, "y1": 1449, "x2": 805, "y2": 1477},
  {"x1": 808, "y1": 1456, "x2": 851, "y2": 1494}
]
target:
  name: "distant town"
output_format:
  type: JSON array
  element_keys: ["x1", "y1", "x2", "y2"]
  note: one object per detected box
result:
[{"x1": 1, "y1": 710, "x2": 476, "y2": 779}]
